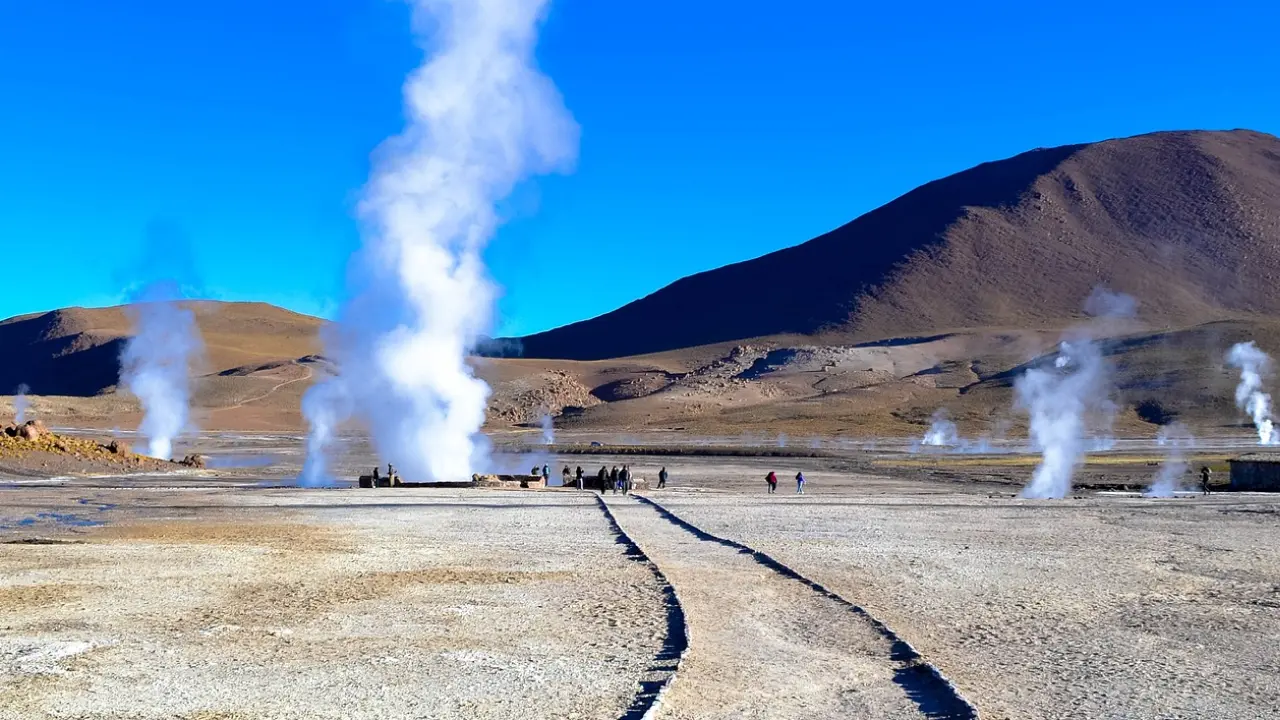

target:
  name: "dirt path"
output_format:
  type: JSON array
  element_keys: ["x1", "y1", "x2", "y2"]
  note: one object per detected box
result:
[
  {"x1": 602, "y1": 494, "x2": 971, "y2": 720},
  {"x1": 209, "y1": 361, "x2": 313, "y2": 413}
]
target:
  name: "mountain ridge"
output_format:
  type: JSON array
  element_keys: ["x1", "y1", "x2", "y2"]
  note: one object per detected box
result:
[{"x1": 510, "y1": 128, "x2": 1280, "y2": 360}]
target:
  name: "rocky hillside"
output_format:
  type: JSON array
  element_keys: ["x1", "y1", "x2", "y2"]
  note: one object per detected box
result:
[{"x1": 514, "y1": 129, "x2": 1280, "y2": 360}]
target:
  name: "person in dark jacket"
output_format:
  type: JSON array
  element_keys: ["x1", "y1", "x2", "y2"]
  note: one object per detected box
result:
[
  {"x1": 575, "y1": 466, "x2": 585, "y2": 490},
  {"x1": 610, "y1": 466, "x2": 620, "y2": 494},
  {"x1": 1200, "y1": 466, "x2": 1212, "y2": 495},
  {"x1": 658, "y1": 467, "x2": 669, "y2": 489},
  {"x1": 766, "y1": 471, "x2": 778, "y2": 494}
]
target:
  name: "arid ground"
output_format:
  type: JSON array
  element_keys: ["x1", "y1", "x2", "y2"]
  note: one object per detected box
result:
[{"x1": 2, "y1": 435, "x2": 1278, "y2": 719}]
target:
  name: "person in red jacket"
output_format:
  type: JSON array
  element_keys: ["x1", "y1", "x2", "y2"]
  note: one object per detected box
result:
[{"x1": 766, "y1": 471, "x2": 778, "y2": 494}]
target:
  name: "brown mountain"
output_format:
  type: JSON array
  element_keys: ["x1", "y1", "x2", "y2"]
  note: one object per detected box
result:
[{"x1": 514, "y1": 129, "x2": 1280, "y2": 360}]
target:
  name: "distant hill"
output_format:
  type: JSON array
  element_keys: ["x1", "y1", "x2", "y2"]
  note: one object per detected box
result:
[
  {"x1": 0, "y1": 302, "x2": 324, "y2": 397},
  {"x1": 514, "y1": 129, "x2": 1280, "y2": 360}
]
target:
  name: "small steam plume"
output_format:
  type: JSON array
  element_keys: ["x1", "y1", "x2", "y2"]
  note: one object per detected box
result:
[
  {"x1": 300, "y1": 0, "x2": 578, "y2": 482},
  {"x1": 13, "y1": 384, "x2": 30, "y2": 424},
  {"x1": 1016, "y1": 288, "x2": 1132, "y2": 499},
  {"x1": 299, "y1": 380, "x2": 351, "y2": 487},
  {"x1": 920, "y1": 409, "x2": 960, "y2": 447},
  {"x1": 538, "y1": 411, "x2": 555, "y2": 446},
  {"x1": 120, "y1": 283, "x2": 203, "y2": 460},
  {"x1": 1226, "y1": 342, "x2": 1278, "y2": 445},
  {"x1": 776, "y1": 432, "x2": 788, "y2": 448},
  {"x1": 1147, "y1": 423, "x2": 1193, "y2": 497}
]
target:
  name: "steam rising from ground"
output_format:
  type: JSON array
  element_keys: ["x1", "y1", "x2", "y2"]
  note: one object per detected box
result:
[
  {"x1": 920, "y1": 410, "x2": 960, "y2": 447},
  {"x1": 13, "y1": 384, "x2": 29, "y2": 423},
  {"x1": 1147, "y1": 423, "x2": 1193, "y2": 497},
  {"x1": 538, "y1": 412, "x2": 555, "y2": 446},
  {"x1": 120, "y1": 284, "x2": 203, "y2": 460},
  {"x1": 1015, "y1": 289, "x2": 1132, "y2": 499},
  {"x1": 300, "y1": 0, "x2": 577, "y2": 483},
  {"x1": 1016, "y1": 340, "x2": 1111, "y2": 498},
  {"x1": 299, "y1": 381, "x2": 351, "y2": 487},
  {"x1": 1226, "y1": 342, "x2": 1278, "y2": 445}
]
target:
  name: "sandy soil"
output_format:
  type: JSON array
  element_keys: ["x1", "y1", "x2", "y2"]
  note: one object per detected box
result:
[
  {"x1": 603, "y1": 494, "x2": 938, "y2": 719},
  {"x1": 647, "y1": 488, "x2": 1280, "y2": 720},
  {"x1": 3, "y1": 438, "x2": 1280, "y2": 719},
  {"x1": 0, "y1": 487, "x2": 669, "y2": 720}
]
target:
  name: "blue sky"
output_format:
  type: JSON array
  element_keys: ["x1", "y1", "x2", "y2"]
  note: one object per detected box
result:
[{"x1": 1, "y1": 1, "x2": 1277, "y2": 335}]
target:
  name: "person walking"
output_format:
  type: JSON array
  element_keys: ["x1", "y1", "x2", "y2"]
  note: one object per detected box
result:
[
  {"x1": 597, "y1": 466, "x2": 608, "y2": 492},
  {"x1": 561, "y1": 467, "x2": 571, "y2": 487},
  {"x1": 610, "y1": 466, "x2": 620, "y2": 494},
  {"x1": 575, "y1": 466, "x2": 584, "y2": 490},
  {"x1": 766, "y1": 471, "x2": 778, "y2": 494},
  {"x1": 796, "y1": 471, "x2": 806, "y2": 494},
  {"x1": 658, "y1": 467, "x2": 669, "y2": 489},
  {"x1": 1200, "y1": 466, "x2": 1212, "y2": 496},
  {"x1": 542, "y1": 464, "x2": 550, "y2": 484}
]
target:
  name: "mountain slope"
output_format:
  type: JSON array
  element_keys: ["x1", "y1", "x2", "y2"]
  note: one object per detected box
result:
[
  {"x1": 515, "y1": 129, "x2": 1280, "y2": 360},
  {"x1": 0, "y1": 302, "x2": 324, "y2": 397}
]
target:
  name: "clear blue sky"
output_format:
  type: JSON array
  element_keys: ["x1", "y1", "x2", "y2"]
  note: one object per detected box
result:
[{"x1": 1, "y1": 1, "x2": 1277, "y2": 335}]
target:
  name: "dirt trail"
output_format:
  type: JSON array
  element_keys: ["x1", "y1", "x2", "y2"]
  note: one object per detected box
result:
[
  {"x1": 209, "y1": 361, "x2": 313, "y2": 413},
  {"x1": 602, "y1": 494, "x2": 964, "y2": 720}
]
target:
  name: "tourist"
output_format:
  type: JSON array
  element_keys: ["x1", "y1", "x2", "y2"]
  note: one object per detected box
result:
[
  {"x1": 542, "y1": 464, "x2": 550, "y2": 483},
  {"x1": 1200, "y1": 466, "x2": 1212, "y2": 495},
  {"x1": 658, "y1": 467, "x2": 668, "y2": 489},
  {"x1": 766, "y1": 471, "x2": 778, "y2": 494},
  {"x1": 796, "y1": 471, "x2": 806, "y2": 494},
  {"x1": 597, "y1": 466, "x2": 608, "y2": 491},
  {"x1": 575, "y1": 466, "x2": 584, "y2": 490},
  {"x1": 610, "y1": 466, "x2": 620, "y2": 494},
  {"x1": 561, "y1": 467, "x2": 571, "y2": 487}
]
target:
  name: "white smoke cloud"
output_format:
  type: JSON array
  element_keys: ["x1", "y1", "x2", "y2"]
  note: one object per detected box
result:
[
  {"x1": 299, "y1": 379, "x2": 351, "y2": 487},
  {"x1": 120, "y1": 283, "x2": 203, "y2": 460},
  {"x1": 301, "y1": 0, "x2": 578, "y2": 483},
  {"x1": 1147, "y1": 422, "x2": 1193, "y2": 497},
  {"x1": 1014, "y1": 289, "x2": 1134, "y2": 498},
  {"x1": 1016, "y1": 338, "x2": 1113, "y2": 499},
  {"x1": 13, "y1": 384, "x2": 29, "y2": 424},
  {"x1": 1226, "y1": 341, "x2": 1278, "y2": 445},
  {"x1": 920, "y1": 409, "x2": 960, "y2": 447},
  {"x1": 538, "y1": 411, "x2": 555, "y2": 446}
]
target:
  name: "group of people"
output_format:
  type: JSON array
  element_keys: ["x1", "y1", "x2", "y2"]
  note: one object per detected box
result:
[
  {"x1": 766, "y1": 471, "x2": 806, "y2": 494},
  {"x1": 547, "y1": 464, "x2": 670, "y2": 492},
  {"x1": 595, "y1": 464, "x2": 633, "y2": 493}
]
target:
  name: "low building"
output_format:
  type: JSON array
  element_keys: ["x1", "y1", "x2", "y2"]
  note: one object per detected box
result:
[{"x1": 1228, "y1": 453, "x2": 1280, "y2": 491}]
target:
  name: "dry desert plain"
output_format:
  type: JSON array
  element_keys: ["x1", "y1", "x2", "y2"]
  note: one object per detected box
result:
[{"x1": 1, "y1": 435, "x2": 1279, "y2": 719}]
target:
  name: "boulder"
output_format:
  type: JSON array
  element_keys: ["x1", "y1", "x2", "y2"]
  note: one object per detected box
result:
[
  {"x1": 178, "y1": 454, "x2": 207, "y2": 469},
  {"x1": 17, "y1": 420, "x2": 46, "y2": 441},
  {"x1": 106, "y1": 440, "x2": 130, "y2": 455}
]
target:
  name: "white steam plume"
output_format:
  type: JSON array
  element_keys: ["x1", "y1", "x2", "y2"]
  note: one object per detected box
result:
[
  {"x1": 1226, "y1": 342, "x2": 1278, "y2": 445},
  {"x1": 1015, "y1": 288, "x2": 1132, "y2": 499},
  {"x1": 538, "y1": 411, "x2": 555, "y2": 446},
  {"x1": 299, "y1": 380, "x2": 351, "y2": 487},
  {"x1": 120, "y1": 284, "x2": 203, "y2": 460},
  {"x1": 1016, "y1": 339, "x2": 1112, "y2": 499},
  {"x1": 300, "y1": 0, "x2": 578, "y2": 483},
  {"x1": 1147, "y1": 423, "x2": 1193, "y2": 497},
  {"x1": 920, "y1": 409, "x2": 960, "y2": 447},
  {"x1": 13, "y1": 384, "x2": 29, "y2": 424}
]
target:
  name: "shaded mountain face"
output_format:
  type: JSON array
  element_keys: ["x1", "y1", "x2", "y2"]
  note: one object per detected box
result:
[
  {"x1": 514, "y1": 129, "x2": 1280, "y2": 360},
  {"x1": 0, "y1": 302, "x2": 324, "y2": 397}
]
